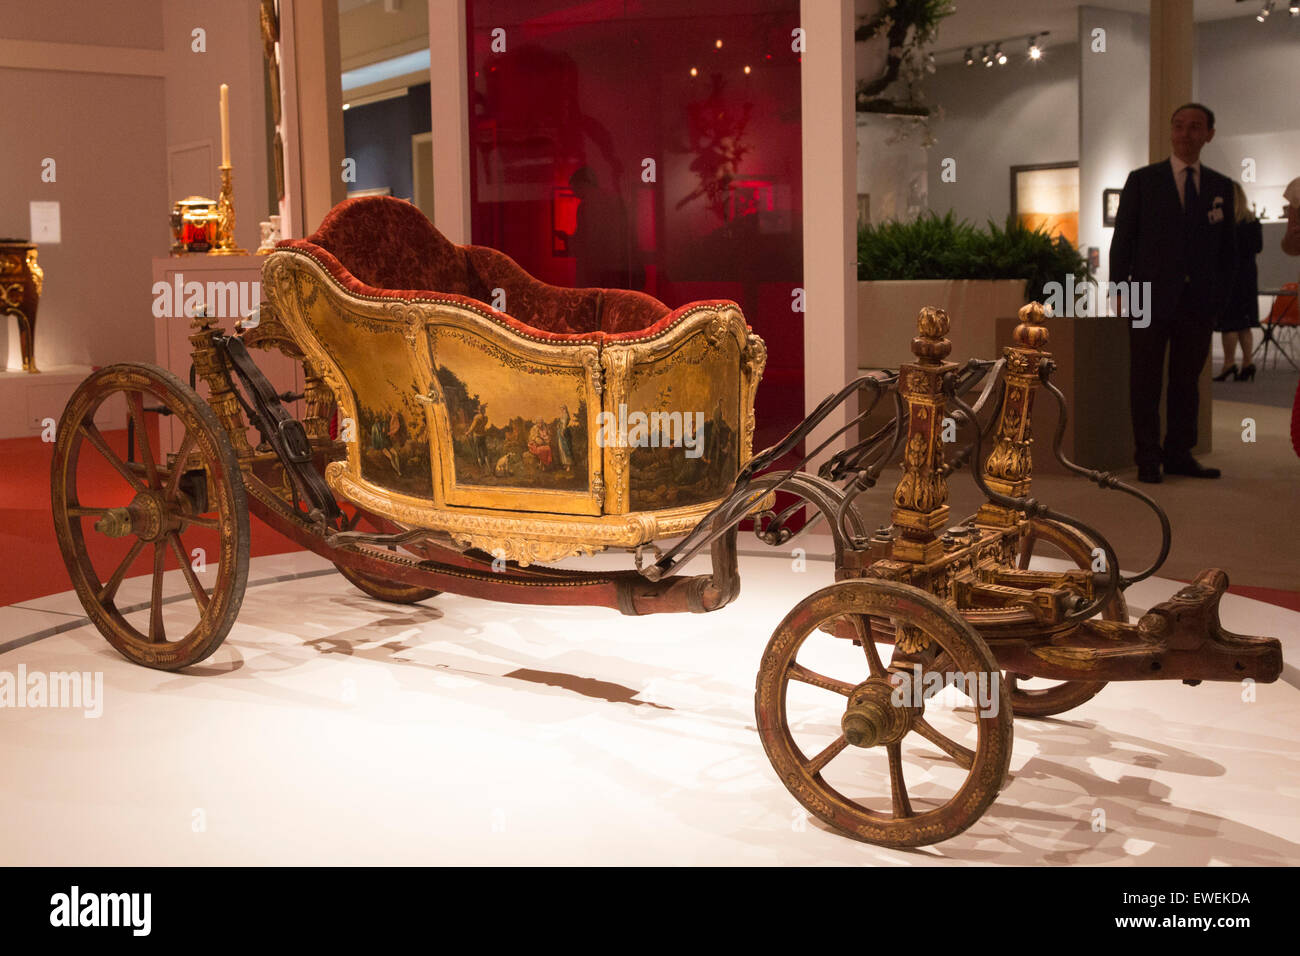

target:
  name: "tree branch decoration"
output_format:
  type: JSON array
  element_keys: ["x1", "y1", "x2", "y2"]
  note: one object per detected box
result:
[
  {"x1": 856, "y1": 0, "x2": 953, "y2": 117},
  {"x1": 675, "y1": 75, "x2": 754, "y2": 224}
]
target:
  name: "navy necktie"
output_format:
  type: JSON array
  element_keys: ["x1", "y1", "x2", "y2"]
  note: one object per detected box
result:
[{"x1": 1184, "y1": 166, "x2": 1198, "y2": 223}]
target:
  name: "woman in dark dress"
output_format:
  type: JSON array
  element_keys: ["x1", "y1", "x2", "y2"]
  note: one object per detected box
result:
[{"x1": 1214, "y1": 181, "x2": 1263, "y2": 381}]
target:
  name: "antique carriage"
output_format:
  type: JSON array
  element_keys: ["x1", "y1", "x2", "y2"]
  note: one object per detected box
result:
[{"x1": 51, "y1": 197, "x2": 1283, "y2": 848}]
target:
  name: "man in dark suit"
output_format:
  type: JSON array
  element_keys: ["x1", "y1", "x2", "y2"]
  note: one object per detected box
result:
[{"x1": 1110, "y1": 103, "x2": 1236, "y2": 483}]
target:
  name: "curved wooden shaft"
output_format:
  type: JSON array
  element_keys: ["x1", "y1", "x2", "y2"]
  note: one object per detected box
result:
[{"x1": 245, "y1": 473, "x2": 740, "y2": 617}]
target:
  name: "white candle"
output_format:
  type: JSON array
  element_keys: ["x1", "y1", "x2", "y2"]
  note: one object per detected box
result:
[{"x1": 219, "y1": 83, "x2": 231, "y2": 167}]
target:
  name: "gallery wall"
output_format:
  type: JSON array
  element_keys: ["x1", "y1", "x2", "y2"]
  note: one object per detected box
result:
[
  {"x1": 0, "y1": 0, "x2": 272, "y2": 371},
  {"x1": 161, "y1": 0, "x2": 272, "y2": 254},
  {"x1": 923, "y1": 39, "x2": 1080, "y2": 232},
  {"x1": 915, "y1": 10, "x2": 1298, "y2": 291},
  {"x1": 1194, "y1": 13, "x2": 1300, "y2": 290},
  {"x1": 342, "y1": 83, "x2": 434, "y2": 202},
  {"x1": 1078, "y1": 5, "x2": 1149, "y2": 289},
  {"x1": 0, "y1": 0, "x2": 168, "y2": 370}
]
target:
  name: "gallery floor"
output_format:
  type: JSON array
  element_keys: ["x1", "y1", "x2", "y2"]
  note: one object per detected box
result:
[{"x1": 2, "y1": 547, "x2": 1297, "y2": 866}]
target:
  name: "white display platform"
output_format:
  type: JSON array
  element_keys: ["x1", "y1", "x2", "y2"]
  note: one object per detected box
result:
[
  {"x1": 0, "y1": 365, "x2": 125, "y2": 439},
  {"x1": 2, "y1": 549, "x2": 1297, "y2": 866}
]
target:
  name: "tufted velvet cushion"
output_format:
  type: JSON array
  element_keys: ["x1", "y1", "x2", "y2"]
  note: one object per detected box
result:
[
  {"x1": 277, "y1": 197, "x2": 704, "y2": 342},
  {"x1": 299, "y1": 196, "x2": 473, "y2": 296}
]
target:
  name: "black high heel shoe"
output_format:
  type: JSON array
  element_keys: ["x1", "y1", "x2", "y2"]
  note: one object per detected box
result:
[
  {"x1": 1237, "y1": 364, "x2": 1256, "y2": 381},
  {"x1": 1213, "y1": 364, "x2": 1238, "y2": 382}
]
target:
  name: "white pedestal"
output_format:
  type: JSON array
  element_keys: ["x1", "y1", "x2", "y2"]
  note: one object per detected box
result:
[
  {"x1": 152, "y1": 255, "x2": 301, "y2": 455},
  {"x1": 0, "y1": 365, "x2": 125, "y2": 440}
]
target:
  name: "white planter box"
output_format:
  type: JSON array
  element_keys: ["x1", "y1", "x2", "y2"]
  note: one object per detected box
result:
[{"x1": 857, "y1": 279, "x2": 1027, "y2": 370}]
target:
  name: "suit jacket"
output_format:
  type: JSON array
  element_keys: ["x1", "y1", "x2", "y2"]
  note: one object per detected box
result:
[{"x1": 1109, "y1": 159, "x2": 1237, "y2": 324}]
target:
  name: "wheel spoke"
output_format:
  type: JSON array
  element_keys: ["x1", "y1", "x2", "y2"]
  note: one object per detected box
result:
[
  {"x1": 179, "y1": 513, "x2": 220, "y2": 530},
  {"x1": 127, "y1": 391, "x2": 160, "y2": 489},
  {"x1": 852, "y1": 615, "x2": 887, "y2": 678},
  {"x1": 67, "y1": 505, "x2": 113, "y2": 519},
  {"x1": 804, "y1": 734, "x2": 849, "y2": 776},
  {"x1": 911, "y1": 716, "x2": 975, "y2": 770},
  {"x1": 163, "y1": 430, "x2": 197, "y2": 501},
  {"x1": 886, "y1": 742, "x2": 913, "y2": 818},
  {"x1": 97, "y1": 537, "x2": 146, "y2": 604},
  {"x1": 80, "y1": 422, "x2": 146, "y2": 493},
  {"x1": 149, "y1": 543, "x2": 166, "y2": 642},
  {"x1": 787, "y1": 662, "x2": 855, "y2": 696},
  {"x1": 167, "y1": 532, "x2": 209, "y2": 612}
]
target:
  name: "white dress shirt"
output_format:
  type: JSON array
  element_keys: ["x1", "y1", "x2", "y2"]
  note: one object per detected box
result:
[{"x1": 1170, "y1": 155, "x2": 1201, "y2": 209}]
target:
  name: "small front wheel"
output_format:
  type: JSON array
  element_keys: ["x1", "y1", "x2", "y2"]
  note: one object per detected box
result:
[
  {"x1": 756, "y1": 579, "x2": 1012, "y2": 847},
  {"x1": 51, "y1": 363, "x2": 249, "y2": 669}
]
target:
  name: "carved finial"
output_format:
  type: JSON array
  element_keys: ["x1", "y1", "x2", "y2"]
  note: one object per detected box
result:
[
  {"x1": 1014, "y1": 301, "x2": 1049, "y2": 350},
  {"x1": 911, "y1": 306, "x2": 952, "y2": 364},
  {"x1": 190, "y1": 306, "x2": 217, "y2": 333}
]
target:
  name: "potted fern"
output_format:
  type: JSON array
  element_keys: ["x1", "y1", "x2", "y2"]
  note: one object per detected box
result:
[
  {"x1": 856, "y1": 212, "x2": 1088, "y2": 368},
  {"x1": 856, "y1": 213, "x2": 1129, "y2": 469}
]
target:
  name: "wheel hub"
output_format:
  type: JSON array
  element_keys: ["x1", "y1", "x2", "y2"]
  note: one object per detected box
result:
[
  {"x1": 842, "y1": 677, "x2": 914, "y2": 748},
  {"x1": 94, "y1": 492, "x2": 171, "y2": 542}
]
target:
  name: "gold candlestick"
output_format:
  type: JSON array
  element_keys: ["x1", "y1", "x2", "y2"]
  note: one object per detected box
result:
[{"x1": 211, "y1": 163, "x2": 247, "y2": 255}]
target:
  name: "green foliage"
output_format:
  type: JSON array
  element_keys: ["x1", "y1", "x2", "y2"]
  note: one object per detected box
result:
[{"x1": 857, "y1": 212, "x2": 1090, "y2": 302}]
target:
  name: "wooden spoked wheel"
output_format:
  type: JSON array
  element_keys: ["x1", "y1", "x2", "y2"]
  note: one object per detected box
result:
[
  {"x1": 756, "y1": 579, "x2": 1013, "y2": 847},
  {"x1": 51, "y1": 364, "x2": 249, "y2": 670},
  {"x1": 334, "y1": 509, "x2": 440, "y2": 605},
  {"x1": 1009, "y1": 518, "x2": 1130, "y2": 717}
]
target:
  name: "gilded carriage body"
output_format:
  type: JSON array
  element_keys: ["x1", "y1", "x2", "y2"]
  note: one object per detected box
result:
[
  {"x1": 49, "y1": 196, "x2": 1283, "y2": 852},
  {"x1": 259, "y1": 198, "x2": 766, "y2": 565}
]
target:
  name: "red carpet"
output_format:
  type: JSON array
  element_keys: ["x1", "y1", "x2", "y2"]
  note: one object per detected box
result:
[{"x1": 1, "y1": 429, "x2": 305, "y2": 608}]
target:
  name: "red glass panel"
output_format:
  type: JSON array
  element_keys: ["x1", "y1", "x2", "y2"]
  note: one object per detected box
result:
[{"x1": 465, "y1": 0, "x2": 804, "y2": 451}]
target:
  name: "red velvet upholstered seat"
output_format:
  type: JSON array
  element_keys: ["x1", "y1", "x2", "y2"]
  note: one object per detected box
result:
[{"x1": 276, "y1": 197, "x2": 719, "y2": 343}]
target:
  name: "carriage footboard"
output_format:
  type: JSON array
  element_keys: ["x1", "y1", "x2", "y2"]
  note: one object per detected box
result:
[{"x1": 993, "y1": 569, "x2": 1283, "y2": 683}]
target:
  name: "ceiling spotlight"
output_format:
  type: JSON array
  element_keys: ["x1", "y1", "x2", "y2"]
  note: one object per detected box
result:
[
  {"x1": 1257, "y1": 0, "x2": 1273, "y2": 21},
  {"x1": 743, "y1": 65, "x2": 751, "y2": 74},
  {"x1": 1290, "y1": 1, "x2": 1298, "y2": 15},
  {"x1": 342, "y1": 103, "x2": 350, "y2": 111},
  {"x1": 715, "y1": 39, "x2": 723, "y2": 48},
  {"x1": 1028, "y1": 35, "x2": 1042, "y2": 60},
  {"x1": 982, "y1": 45, "x2": 993, "y2": 67},
  {"x1": 689, "y1": 66, "x2": 698, "y2": 77},
  {"x1": 964, "y1": 47, "x2": 975, "y2": 66},
  {"x1": 995, "y1": 45, "x2": 1007, "y2": 65}
]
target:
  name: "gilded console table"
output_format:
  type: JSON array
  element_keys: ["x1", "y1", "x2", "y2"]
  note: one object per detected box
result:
[{"x1": 0, "y1": 240, "x2": 44, "y2": 373}]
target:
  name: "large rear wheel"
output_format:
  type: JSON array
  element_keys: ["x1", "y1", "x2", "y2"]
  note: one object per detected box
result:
[{"x1": 51, "y1": 363, "x2": 248, "y2": 669}]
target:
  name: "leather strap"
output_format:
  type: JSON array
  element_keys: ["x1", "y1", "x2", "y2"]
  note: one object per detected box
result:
[{"x1": 219, "y1": 334, "x2": 342, "y2": 523}]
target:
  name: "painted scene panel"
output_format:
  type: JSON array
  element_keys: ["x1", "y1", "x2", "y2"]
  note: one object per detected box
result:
[
  {"x1": 432, "y1": 331, "x2": 590, "y2": 493},
  {"x1": 306, "y1": 300, "x2": 433, "y2": 497},
  {"x1": 624, "y1": 336, "x2": 740, "y2": 511}
]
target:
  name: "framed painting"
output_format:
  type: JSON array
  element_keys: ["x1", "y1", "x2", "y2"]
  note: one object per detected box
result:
[{"x1": 1010, "y1": 162, "x2": 1079, "y2": 245}]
